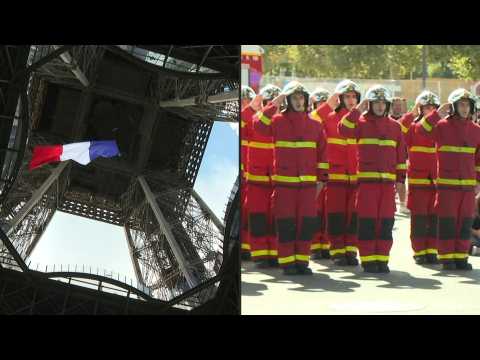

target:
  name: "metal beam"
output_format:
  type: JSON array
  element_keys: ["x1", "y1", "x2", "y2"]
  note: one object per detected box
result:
[
  {"x1": 6, "y1": 161, "x2": 68, "y2": 236},
  {"x1": 124, "y1": 225, "x2": 146, "y2": 287},
  {"x1": 137, "y1": 176, "x2": 198, "y2": 289},
  {"x1": 191, "y1": 189, "x2": 225, "y2": 234},
  {"x1": 159, "y1": 89, "x2": 238, "y2": 108},
  {"x1": 52, "y1": 45, "x2": 89, "y2": 87}
]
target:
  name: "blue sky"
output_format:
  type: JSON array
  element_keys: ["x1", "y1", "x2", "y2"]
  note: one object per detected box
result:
[{"x1": 28, "y1": 121, "x2": 239, "y2": 284}]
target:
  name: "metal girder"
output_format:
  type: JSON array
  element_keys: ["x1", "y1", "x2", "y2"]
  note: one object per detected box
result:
[
  {"x1": 124, "y1": 225, "x2": 146, "y2": 287},
  {"x1": 6, "y1": 161, "x2": 68, "y2": 236},
  {"x1": 52, "y1": 45, "x2": 89, "y2": 87},
  {"x1": 191, "y1": 189, "x2": 225, "y2": 234},
  {"x1": 158, "y1": 89, "x2": 239, "y2": 108},
  {"x1": 138, "y1": 176, "x2": 198, "y2": 289}
]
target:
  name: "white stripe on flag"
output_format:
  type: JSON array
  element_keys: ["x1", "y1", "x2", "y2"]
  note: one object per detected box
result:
[{"x1": 59, "y1": 141, "x2": 91, "y2": 165}]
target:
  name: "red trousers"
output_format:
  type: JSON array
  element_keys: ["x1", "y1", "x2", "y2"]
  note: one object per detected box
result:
[
  {"x1": 407, "y1": 186, "x2": 438, "y2": 257},
  {"x1": 311, "y1": 186, "x2": 330, "y2": 252},
  {"x1": 246, "y1": 183, "x2": 277, "y2": 261},
  {"x1": 240, "y1": 181, "x2": 250, "y2": 255},
  {"x1": 435, "y1": 188, "x2": 475, "y2": 262},
  {"x1": 356, "y1": 182, "x2": 396, "y2": 264},
  {"x1": 272, "y1": 186, "x2": 317, "y2": 267},
  {"x1": 325, "y1": 182, "x2": 358, "y2": 258}
]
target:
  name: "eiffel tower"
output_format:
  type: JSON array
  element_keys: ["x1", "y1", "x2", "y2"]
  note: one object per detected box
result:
[{"x1": 0, "y1": 45, "x2": 239, "y2": 314}]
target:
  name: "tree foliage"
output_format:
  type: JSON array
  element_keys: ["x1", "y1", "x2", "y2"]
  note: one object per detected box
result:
[{"x1": 261, "y1": 45, "x2": 480, "y2": 80}]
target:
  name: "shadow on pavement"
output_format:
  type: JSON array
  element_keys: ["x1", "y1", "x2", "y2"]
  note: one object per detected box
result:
[
  {"x1": 431, "y1": 268, "x2": 480, "y2": 285},
  {"x1": 241, "y1": 281, "x2": 269, "y2": 296},
  {"x1": 342, "y1": 270, "x2": 443, "y2": 290}
]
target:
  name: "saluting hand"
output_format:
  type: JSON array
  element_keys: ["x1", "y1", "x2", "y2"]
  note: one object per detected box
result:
[
  {"x1": 437, "y1": 103, "x2": 452, "y2": 119},
  {"x1": 250, "y1": 94, "x2": 263, "y2": 112},
  {"x1": 356, "y1": 98, "x2": 369, "y2": 114},
  {"x1": 326, "y1": 93, "x2": 340, "y2": 110},
  {"x1": 411, "y1": 102, "x2": 421, "y2": 118},
  {"x1": 271, "y1": 94, "x2": 286, "y2": 109}
]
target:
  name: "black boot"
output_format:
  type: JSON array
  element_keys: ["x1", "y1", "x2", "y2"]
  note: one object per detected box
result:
[
  {"x1": 362, "y1": 262, "x2": 379, "y2": 273},
  {"x1": 268, "y1": 258, "x2": 279, "y2": 267},
  {"x1": 241, "y1": 252, "x2": 251, "y2": 261},
  {"x1": 425, "y1": 253, "x2": 439, "y2": 264},
  {"x1": 346, "y1": 254, "x2": 359, "y2": 266},
  {"x1": 255, "y1": 259, "x2": 270, "y2": 269},
  {"x1": 333, "y1": 255, "x2": 348, "y2": 266},
  {"x1": 296, "y1": 263, "x2": 313, "y2": 275},
  {"x1": 455, "y1": 259, "x2": 473, "y2": 271},
  {"x1": 442, "y1": 261, "x2": 456, "y2": 271},
  {"x1": 283, "y1": 264, "x2": 298, "y2": 275},
  {"x1": 414, "y1": 255, "x2": 426, "y2": 265},
  {"x1": 321, "y1": 249, "x2": 331, "y2": 259},
  {"x1": 377, "y1": 261, "x2": 390, "y2": 273},
  {"x1": 311, "y1": 250, "x2": 323, "y2": 260}
]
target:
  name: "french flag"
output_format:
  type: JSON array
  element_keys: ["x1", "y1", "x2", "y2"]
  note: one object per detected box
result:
[{"x1": 29, "y1": 140, "x2": 120, "y2": 170}]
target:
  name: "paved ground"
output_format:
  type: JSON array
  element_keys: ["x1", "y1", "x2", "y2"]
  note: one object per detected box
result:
[{"x1": 241, "y1": 209, "x2": 480, "y2": 315}]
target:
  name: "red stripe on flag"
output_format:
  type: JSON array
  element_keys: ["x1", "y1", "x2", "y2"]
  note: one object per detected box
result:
[{"x1": 29, "y1": 145, "x2": 63, "y2": 170}]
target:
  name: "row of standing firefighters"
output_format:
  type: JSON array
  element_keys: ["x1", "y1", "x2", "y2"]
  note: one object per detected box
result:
[{"x1": 240, "y1": 79, "x2": 480, "y2": 275}]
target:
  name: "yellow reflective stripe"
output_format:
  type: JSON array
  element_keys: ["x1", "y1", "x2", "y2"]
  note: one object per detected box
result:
[
  {"x1": 269, "y1": 250, "x2": 278, "y2": 256},
  {"x1": 296, "y1": 254, "x2": 310, "y2": 262},
  {"x1": 278, "y1": 256, "x2": 295, "y2": 264},
  {"x1": 438, "y1": 253, "x2": 467, "y2": 260},
  {"x1": 341, "y1": 116, "x2": 356, "y2": 129},
  {"x1": 396, "y1": 163, "x2": 407, "y2": 170},
  {"x1": 436, "y1": 178, "x2": 477, "y2": 186},
  {"x1": 241, "y1": 140, "x2": 248, "y2": 146},
  {"x1": 311, "y1": 243, "x2": 322, "y2": 250},
  {"x1": 357, "y1": 172, "x2": 396, "y2": 180},
  {"x1": 376, "y1": 255, "x2": 389, "y2": 262},
  {"x1": 241, "y1": 164, "x2": 244, "y2": 171},
  {"x1": 241, "y1": 120, "x2": 246, "y2": 128},
  {"x1": 275, "y1": 141, "x2": 317, "y2": 149},
  {"x1": 321, "y1": 244, "x2": 330, "y2": 250},
  {"x1": 330, "y1": 249, "x2": 346, "y2": 256},
  {"x1": 310, "y1": 110, "x2": 323, "y2": 122},
  {"x1": 249, "y1": 141, "x2": 274, "y2": 149},
  {"x1": 328, "y1": 173, "x2": 358, "y2": 182},
  {"x1": 257, "y1": 112, "x2": 272, "y2": 126},
  {"x1": 358, "y1": 138, "x2": 397, "y2": 147},
  {"x1": 476, "y1": 166, "x2": 480, "y2": 172},
  {"x1": 245, "y1": 172, "x2": 270, "y2": 182},
  {"x1": 345, "y1": 246, "x2": 358, "y2": 253},
  {"x1": 241, "y1": 243, "x2": 251, "y2": 250},
  {"x1": 410, "y1": 146, "x2": 436, "y2": 153},
  {"x1": 408, "y1": 178, "x2": 433, "y2": 185},
  {"x1": 426, "y1": 248, "x2": 438, "y2": 255},
  {"x1": 360, "y1": 255, "x2": 377, "y2": 262},
  {"x1": 317, "y1": 162, "x2": 329, "y2": 169},
  {"x1": 454, "y1": 253, "x2": 468, "y2": 259},
  {"x1": 271, "y1": 174, "x2": 317, "y2": 183},
  {"x1": 415, "y1": 250, "x2": 427, "y2": 256},
  {"x1": 421, "y1": 117, "x2": 432, "y2": 132},
  {"x1": 251, "y1": 250, "x2": 270, "y2": 257},
  {"x1": 400, "y1": 123, "x2": 409, "y2": 134},
  {"x1": 438, "y1": 145, "x2": 475, "y2": 154},
  {"x1": 327, "y1": 137, "x2": 357, "y2": 145}
]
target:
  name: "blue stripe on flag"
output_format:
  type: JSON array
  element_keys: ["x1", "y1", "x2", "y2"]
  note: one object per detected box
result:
[{"x1": 89, "y1": 140, "x2": 120, "y2": 161}]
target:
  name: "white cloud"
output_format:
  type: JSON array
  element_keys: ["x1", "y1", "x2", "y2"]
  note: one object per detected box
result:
[{"x1": 229, "y1": 123, "x2": 239, "y2": 136}]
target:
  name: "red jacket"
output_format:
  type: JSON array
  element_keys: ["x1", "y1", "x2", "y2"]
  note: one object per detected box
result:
[
  {"x1": 399, "y1": 112, "x2": 437, "y2": 187},
  {"x1": 338, "y1": 109, "x2": 407, "y2": 184},
  {"x1": 253, "y1": 103, "x2": 328, "y2": 187},
  {"x1": 311, "y1": 103, "x2": 358, "y2": 183},
  {"x1": 417, "y1": 111, "x2": 480, "y2": 189},
  {"x1": 240, "y1": 106, "x2": 255, "y2": 180},
  {"x1": 244, "y1": 104, "x2": 274, "y2": 185}
]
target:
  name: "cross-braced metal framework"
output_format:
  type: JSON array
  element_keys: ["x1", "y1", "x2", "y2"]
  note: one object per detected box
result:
[
  {"x1": 0, "y1": 44, "x2": 239, "y2": 312},
  {"x1": 121, "y1": 175, "x2": 224, "y2": 304}
]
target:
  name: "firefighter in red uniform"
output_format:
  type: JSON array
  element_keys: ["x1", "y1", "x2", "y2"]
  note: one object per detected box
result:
[
  {"x1": 253, "y1": 81, "x2": 328, "y2": 275},
  {"x1": 398, "y1": 90, "x2": 440, "y2": 265},
  {"x1": 240, "y1": 86, "x2": 256, "y2": 260},
  {"x1": 339, "y1": 85, "x2": 407, "y2": 273},
  {"x1": 311, "y1": 80, "x2": 361, "y2": 266},
  {"x1": 245, "y1": 84, "x2": 281, "y2": 268},
  {"x1": 308, "y1": 88, "x2": 332, "y2": 260},
  {"x1": 417, "y1": 88, "x2": 480, "y2": 271},
  {"x1": 390, "y1": 97, "x2": 408, "y2": 213}
]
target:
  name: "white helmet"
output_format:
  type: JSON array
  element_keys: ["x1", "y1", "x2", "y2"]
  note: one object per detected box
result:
[
  {"x1": 259, "y1": 84, "x2": 282, "y2": 101},
  {"x1": 241, "y1": 85, "x2": 256, "y2": 101},
  {"x1": 335, "y1": 79, "x2": 361, "y2": 96},
  {"x1": 416, "y1": 90, "x2": 440, "y2": 107},
  {"x1": 365, "y1": 85, "x2": 393, "y2": 103},
  {"x1": 310, "y1": 88, "x2": 330, "y2": 104}
]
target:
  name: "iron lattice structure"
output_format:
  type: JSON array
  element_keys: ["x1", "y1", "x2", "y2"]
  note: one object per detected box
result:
[{"x1": 0, "y1": 44, "x2": 239, "y2": 312}]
